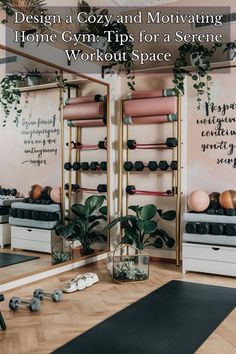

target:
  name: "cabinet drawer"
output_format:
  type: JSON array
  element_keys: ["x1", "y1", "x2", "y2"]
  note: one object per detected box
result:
[
  {"x1": 183, "y1": 243, "x2": 236, "y2": 263},
  {"x1": 11, "y1": 226, "x2": 53, "y2": 243},
  {"x1": 11, "y1": 239, "x2": 51, "y2": 253},
  {"x1": 183, "y1": 258, "x2": 236, "y2": 277}
]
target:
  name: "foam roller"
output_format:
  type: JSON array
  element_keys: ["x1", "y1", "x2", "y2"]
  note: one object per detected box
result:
[
  {"x1": 123, "y1": 115, "x2": 177, "y2": 125},
  {"x1": 67, "y1": 118, "x2": 107, "y2": 127},
  {"x1": 128, "y1": 89, "x2": 176, "y2": 100},
  {"x1": 123, "y1": 96, "x2": 177, "y2": 117},
  {"x1": 65, "y1": 95, "x2": 103, "y2": 105},
  {"x1": 63, "y1": 102, "x2": 105, "y2": 120}
]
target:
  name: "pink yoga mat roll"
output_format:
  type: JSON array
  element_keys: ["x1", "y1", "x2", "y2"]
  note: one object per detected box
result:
[
  {"x1": 123, "y1": 96, "x2": 177, "y2": 117},
  {"x1": 63, "y1": 102, "x2": 105, "y2": 120},
  {"x1": 129, "y1": 88, "x2": 176, "y2": 100},
  {"x1": 67, "y1": 119, "x2": 106, "y2": 127},
  {"x1": 123, "y1": 115, "x2": 177, "y2": 125},
  {"x1": 65, "y1": 95, "x2": 104, "y2": 105}
]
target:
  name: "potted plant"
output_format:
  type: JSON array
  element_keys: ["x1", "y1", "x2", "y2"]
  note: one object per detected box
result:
[
  {"x1": 223, "y1": 41, "x2": 236, "y2": 61},
  {"x1": 25, "y1": 68, "x2": 42, "y2": 86},
  {"x1": 173, "y1": 42, "x2": 222, "y2": 110},
  {"x1": 106, "y1": 204, "x2": 176, "y2": 250},
  {"x1": 56, "y1": 195, "x2": 107, "y2": 257},
  {"x1": 78, "y1": 0, "x2": 135, "y2": 91},
  {"x1": 7, "y1": 72, "x2": 26, "y2": 88},
  {"x1": 0, "y1": 75, "x2": 22, "y2": 126}
]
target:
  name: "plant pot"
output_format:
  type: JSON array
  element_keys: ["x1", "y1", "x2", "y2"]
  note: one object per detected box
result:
[
  {"x1": 27, "y1": 76, "x2": 41, "y2": 86},
  {"x1": 13, "y1": 79, "x2": 24, "y2": 88},
  {"x1": 80, "y1": 248, "x2": 95, "y2": 257}
]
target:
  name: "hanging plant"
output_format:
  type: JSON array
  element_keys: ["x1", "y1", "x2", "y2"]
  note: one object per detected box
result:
[
  {"x1": 0, "y1": 0, "x2": 49, "y2": 34},
  {"x1": 173, "y1": 42, "x2": 222, "y2": 110},
  {"x1": 78, "y1": 0, "x2": 135, "y2": 91},
  {"x1": 0, "y1": 75, "x2": 22, "y2": 126},
  {"x1": 223, "y1": 40, "x2": 236, "y2": 61}
]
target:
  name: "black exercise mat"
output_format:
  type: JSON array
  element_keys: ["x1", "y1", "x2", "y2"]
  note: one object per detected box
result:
[
  {"x1": 0, "y1": 253, "x2": 39, "y2": 267},
  {"x1": 53, "y1": 280, "x2": 236, "y2": 354}
]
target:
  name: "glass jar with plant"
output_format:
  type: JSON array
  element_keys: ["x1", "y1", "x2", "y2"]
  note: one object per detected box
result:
[
  {"x1": 0, "y1": 75, "x2": 22, "y2": 126},
  {"x1": 173, "y1": 42, "x2": 222, "y2": 110},
  {"x1": 56, "y1": 195, "x2": 107, "y2": 257},
  {"x1": 78, "y1": 0, "x2": 135, "y2": 91},
  {"x1": 106, "y1": 204, "x2": 176, "y2": 250}
]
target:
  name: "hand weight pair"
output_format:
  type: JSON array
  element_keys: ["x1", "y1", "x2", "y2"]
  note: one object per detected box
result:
[
  {"x1": 65, "y1": 184, "x2": 107, "y2": 193},
  {"x1": 123, "y1": 160, "x2": 177, "y2": 171},
  {"x1": 64, "y1": 161, "x2": 107, "y2": 171},
  {"x1": 186, "y1": 222, "x2": 236, "y2": 236},
  {"x1": 127, "y1": 137, "x2": 178, "y2": 150},
  {"x1": 10, "y1": 208, "x2": 59, "y2": 222},
  {"x1": 0, "y1": 188, "x2": 17, "y2": 196}
]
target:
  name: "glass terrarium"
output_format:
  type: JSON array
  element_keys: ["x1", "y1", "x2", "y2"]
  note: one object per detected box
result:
[{"x1": 107, "y1": 244, "x2": 149, "y2": 283}]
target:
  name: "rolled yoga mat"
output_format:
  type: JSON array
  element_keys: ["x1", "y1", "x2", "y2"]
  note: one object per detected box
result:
[
  {"x1": 67, "y1": 118, "x2": 106, "y2": 127},
  {"x1": 63, "y1": 102, "x2": 105, "y2": 120},
  {"x1": 123, "y1": 115, "x2": 177, "y2": 125},
  {"x1": 123, "y1": 96, "x2": 177, "y2": 117},
  {"x1": 128, "y1": 88, "x2": 176, "y2": 100},
  {"x1": 65, "y1": 95, "x2": 104, "y2": 105}
]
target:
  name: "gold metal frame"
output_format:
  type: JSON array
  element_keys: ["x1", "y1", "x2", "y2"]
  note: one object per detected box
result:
[{"x1": 118, "y1": 97, "x2": 182, "y2": 266}]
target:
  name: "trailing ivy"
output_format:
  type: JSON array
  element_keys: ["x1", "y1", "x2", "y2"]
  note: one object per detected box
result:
[{"x1": 0, "y1": 76, "x2": 22, "y2": 126}]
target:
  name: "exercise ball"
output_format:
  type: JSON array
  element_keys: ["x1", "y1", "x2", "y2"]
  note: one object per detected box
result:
[
  {"x1": 219, "y1": 190, "x2": 236, "y2": 209},
  {"x1": 28, "y1": 184, "x2": 42, "y2": 200},
  {"x1": 188, "y1": 190, "x2": 210, "y2": 212},
  {"x1": 209, "y1": 192, "x2": 220, "y2": 209},
  {"x1": 42, "y1": 186, "x2": 52, "y2": 200},
  {"x1": 50, "y1": 187, "x2": 61, "y2": 204}
]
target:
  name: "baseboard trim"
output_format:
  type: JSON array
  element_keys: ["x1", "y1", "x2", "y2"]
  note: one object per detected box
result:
[{"x1": 0, "y1": 252, "x2": 108, "y2": 292}]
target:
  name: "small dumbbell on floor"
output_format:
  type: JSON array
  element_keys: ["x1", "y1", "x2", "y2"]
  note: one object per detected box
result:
[
  {"x1": 9, "y1": 296, "x2": 41, "y2": 312},
  {"x1": 33, "y1": 289, "x2": 62, "y2": 302}
]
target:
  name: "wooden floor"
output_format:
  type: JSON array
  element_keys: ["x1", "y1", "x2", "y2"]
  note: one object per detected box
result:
[
  {"x1": 0, "y1": 247, "x2": 53, "y2": 284},
  {"x1": 0, "y1": 260, "x2": 236, "y2": 354}
]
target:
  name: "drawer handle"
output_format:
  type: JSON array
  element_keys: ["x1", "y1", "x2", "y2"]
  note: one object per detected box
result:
[
  {"x1": 27, "y1": 229, "x2": 32, "y2": 232},
  {"x1": 212, "y1": 247, "x2": 220, "y2": 251}
]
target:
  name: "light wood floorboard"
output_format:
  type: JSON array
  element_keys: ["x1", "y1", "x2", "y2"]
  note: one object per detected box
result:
[{"x1": 0, "y1": 261, "x2": 236, "y2": 354}]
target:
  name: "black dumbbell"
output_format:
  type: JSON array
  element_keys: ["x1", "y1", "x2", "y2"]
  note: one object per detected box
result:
[
  {"x1": 24, "y1": 209, "x2": 33, "y2": 219},
  {"x1": 100, "y1": 161, "x2": 107, "y2": 171},
  {"x1": 90, "y1": 162, "x2": 100, "y2": 171},
  {"x1": 10, "y1": 208, "x2": 18, "y2": 218},
  {"x1": 135, "y1": 161, "x2": 159, "y2": 171},
  {"x1": 126, "y1": 185, "x2": 136, "y2": 195},
  {"x1": 215, "y1": 208, "x2": 225, "y2": 215},
  {"x1": 97, "y1": 184, "x2": 107, "y2": 193},
  {"x1": 98, "y1": 140, "x2": 107, "y2": 149},
  {"x1": 72, "y1": 162, "x2": 80, "y2": 171},
  {"x1": 211, "y1": 223, "x2": 224, "y2": 235},
  {"x1": 185, "y1": 222, "x2": 197, "y2": 233},
  {"x1": 64, "y1": 162, "x2": 72, "y2": 171},
  {"x1": 225, "y1": 209, "x2": 236, "y2": 216},
  {"x1": 127, "y1": 137, "x2": 178, "y2": 150},
  {"x1": 170, "y1": 161, "x2": 178, "y2": 170},
  {"x1": 197, "y1": 222, "x2": 210, "y2": 234},
  {"x1": 225, "y1": 224, "x2": 236, "y2": 236},
  {"x1": 33, "y1": 288, "x2": 62, "y2": 302},
  {"x1": 159, "y1": 161, "x2": 169, "y2": 170},
  {"x1": 81, "y1": 162, "x2": 90, "y2": 171},
  {"x1": 39, "y1": 211, "x2": 50, "y2": 221},
  {"x1": 124, "y1": 161, "x2": 134, "y2": 171},
  {"x1": 32, "y1": 210, "x2": 40, "y2": 220},
  {"x1": 17, "y1": 209, "x2": 25, "y2": 219},
  {"x1": 206, "y1": 208, "x2": 216, "y2": 215}
]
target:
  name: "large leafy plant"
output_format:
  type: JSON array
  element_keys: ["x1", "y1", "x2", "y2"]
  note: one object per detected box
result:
[
  {"x1": 56, "y1": 195, "x2": 107, "y2": 256},
  {"x1": 106, "y1": 204, "x2": 176, "y2": 250}
]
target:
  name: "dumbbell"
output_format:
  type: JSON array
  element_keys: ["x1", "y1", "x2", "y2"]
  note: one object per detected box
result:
[
  {"x1": 24, "y1": 209, "x2": 33, "y2": 219},
  {"x1": 65, "y1": 184, "x2": 107, "y2": 193},
  {"x1": 211, "y1": 223, "x2": 224, "y2": 235},
  {"x1": 127, "y1": 137, "x2": 178, "y2": 150},
  {"x1": 33, "y1": 288, "x2": 62, "y2": 302},
  {"x1": 39, "y1": 211, "x2": 59, "y2": 222},
  {"x1": 64, "y1": 162, "x2": 72, "y2": 171},
  {"x1": 90, "y1": 161, "x2": 107, "y2": 171},
  {"x1": 185, "y1": 222, "x2": 197, "y2": 233},
  {"x1": 0, "y1": 294, "x2": 6, "y2": 331},
  {"x1": 72, "y1": 162, "x2": 80, "y2": 171},
  {"x1": 170, "y1": 161, "x2": 178, "y2": 171},
  {"x1": 123, "y1": 161, "x2": 158, "y2": 171},
  {"x1": 100, "y1": 161, "x2": 107, "y2": 171},
  {"x1": 66, "y1": 140, "x2": 107, "y2": 150},
  {"x1": 197, "y1": 222, "x2": 210, "y2": 234},
  {"x1": 225, "y1": 224, "x2": 236, "y2": 236},
  {"x1": 0, "y1": 206, "x2": 10, "y2": 215},
  {"x1": 159, "y1": 161, "x2": 169, "y2": 170},
  {"x1": 225, "y1": 209, "x2": 236, "y2": 216},
  {"x1": 0, "y1": 188, "x2": 17, "y2": 196},
  {"x1": 32, "y1": 210, "x2": 41, "y2": 220},
  {"x1": 17, "y1": 209, "x2": 25, "y2": 219},
  {"x1": 9, "y1": 296, "x2": 41, "y2": 312},
  {"x1": 126, "y1": 185, "x2": 173, "y2": 196}
]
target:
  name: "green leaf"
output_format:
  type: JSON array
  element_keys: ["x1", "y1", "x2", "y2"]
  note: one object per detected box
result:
[
  {"x1": 192, "y1": 75, "x2": 198, "y2": 80},
  {"x1": 140, "y1": 204, "x2": 156, "y2": 220},
  {"x1": 56, "y1": 223, "x2": 75, "y2": 238},
  {"x1": 71, "y1": 204, "x2": 87, "y2": 218},
  {"x1": 85, "y1": 195, "x2": 106, "y2": 215},
  {"x1": 88, "y1": 221, "x2": 100, "y2": 232},
  {"x1": 120, "y1": 234, "x2": 134, "y2": 245},
  {"x1": 128, "y1": 205, "x2": 139, "y2": 214},
  {"x1": 161, "y1": 210, "x2": 176, "y2": 221},
  {"x1": 99, "y1": 206, "x2": 107, "y2": 216},
  {"x1": 143, "y1": 220, "x2": 158, "y2": 234}
]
